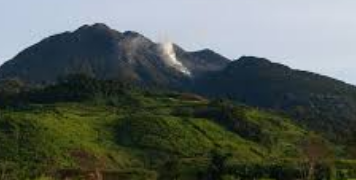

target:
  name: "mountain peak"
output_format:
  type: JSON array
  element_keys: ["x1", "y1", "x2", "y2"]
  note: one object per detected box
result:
[
  {"x1": 232, "y1": 56, "x2": 290, "y2": 70},
  {"x1": 76, "y1": 23, "x2": 113, "y2": 32},
  {"x1": 123, "y1": 31, "x2": 143, "y2": 38},
  {"x1": 191, "y1": 49, "x2": 230, "y2": 63},
  {"x1": 237, "y1": 56, "x2": 271, "y2": 63},
  {"x1": 0, "y1": 24, "x2": 196, "y2": 85},
  {"x1": 193, "y1": 48, "x2": 216, "y2": 54},
  {"x1": 74, "y1": 23, "x2": 122, "y2": 40}
]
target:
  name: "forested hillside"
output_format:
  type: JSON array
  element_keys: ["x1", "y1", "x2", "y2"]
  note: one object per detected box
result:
[
  {"x1": 195, "y1": 56, "x2": 356, "y2": 141},
  {"x1": 0, "y1": 76, "x2": 352, "y2": 180}
]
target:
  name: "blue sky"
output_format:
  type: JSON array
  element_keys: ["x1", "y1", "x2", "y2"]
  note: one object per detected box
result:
[{"x1": 1, "y1": 0, "x2": 356, "y2": 84}]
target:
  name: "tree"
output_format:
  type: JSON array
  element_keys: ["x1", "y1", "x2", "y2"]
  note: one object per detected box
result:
[
  {"x1": 69, "y1": 149, "x2": 105, "y2": 180},
  {"x1": 159, "y1": 156, "x2": 180, "y2": 180},
  {"x1": 0, "y1": 161, "x2": 12, "y2": 180},
  {"x1": 300, "y1": 133, "x2": 334, "y2": 180},
  {"x1": 0, "y1": 78, "x2": 25, "y2": 95},
  {"x1": 206, "y1": 150, "x2": 231, "y2": 180}
]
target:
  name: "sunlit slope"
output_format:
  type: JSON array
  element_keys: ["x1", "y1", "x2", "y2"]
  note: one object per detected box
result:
[{"x1": 0, "y1": 89, "x2": 308, "y2": 178}]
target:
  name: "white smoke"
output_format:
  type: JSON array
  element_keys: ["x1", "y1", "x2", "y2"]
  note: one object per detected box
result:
[
  {"x1": 119, "y1": 35, "x2": 152, "y2": 63},
  {"x1": 159, "y1": 42, "x2": 191, "y2": 76}
]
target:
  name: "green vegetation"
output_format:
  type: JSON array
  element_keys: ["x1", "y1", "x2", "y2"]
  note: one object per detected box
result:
[
  {"x1": 0, "y1": 75, "x2": 354, "y2": 180},
  {"x1": 196, "y1": 56, "x2": 356, "y2": 142}
]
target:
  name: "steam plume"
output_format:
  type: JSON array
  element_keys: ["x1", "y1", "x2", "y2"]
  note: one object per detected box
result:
[{"x1": 159, "y1": 42, "x2": 191, "y2": 76}]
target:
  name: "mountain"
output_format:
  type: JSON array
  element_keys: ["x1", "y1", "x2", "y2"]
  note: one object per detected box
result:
[
  {"x1": 1, "y1": 23, "x2": 356, "y2": 142},
  {"x1": 0, "y1": 23, "x2": 229, "y2": 87},
  {"x1": 3, "y1": 23, "x2": 356, "y2": 179},
  {"x1": 196, "y1": 56, "x2": 356, "y2": 140}
]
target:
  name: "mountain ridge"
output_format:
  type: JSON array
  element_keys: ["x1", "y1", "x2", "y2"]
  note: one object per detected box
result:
[{"x1": 0, "y1": 23, "x2": 230, "y2": 85}]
